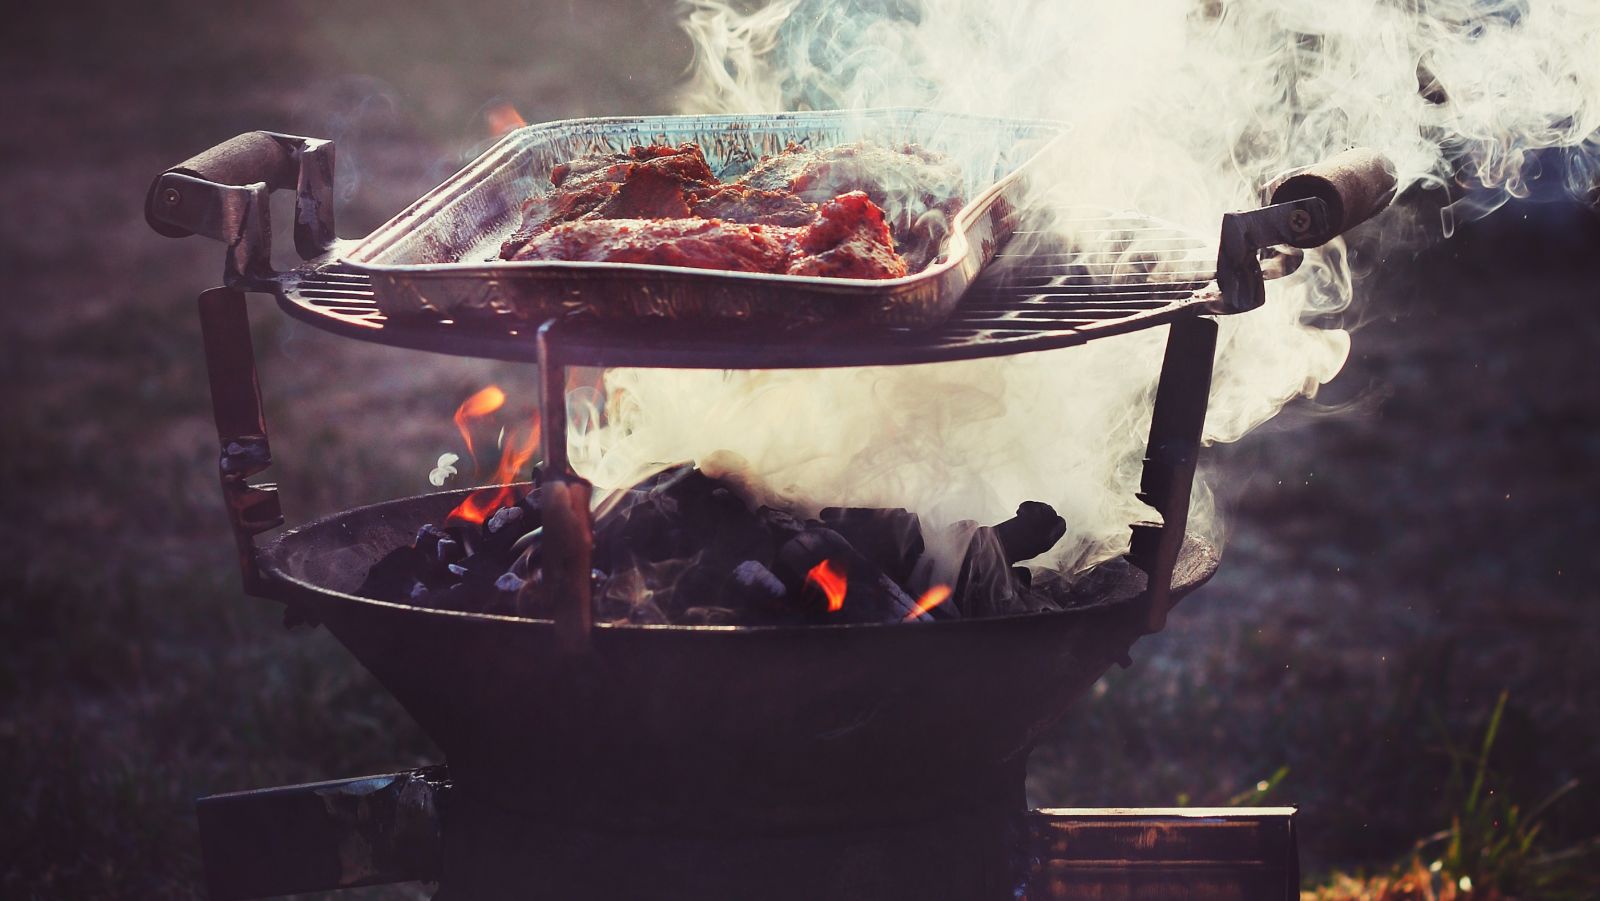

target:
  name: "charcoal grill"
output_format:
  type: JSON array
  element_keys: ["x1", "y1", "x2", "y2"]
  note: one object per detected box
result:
[{"x1": 147, "y1": 115, "x2": 1394, "y2": 900}]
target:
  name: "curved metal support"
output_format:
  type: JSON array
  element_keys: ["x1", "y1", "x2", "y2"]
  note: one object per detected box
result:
[{"x1": 198, "y1": 287, "x2": 283, "y2": 597}]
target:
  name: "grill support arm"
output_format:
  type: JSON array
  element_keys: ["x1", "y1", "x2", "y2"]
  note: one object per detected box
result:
[
  {"x1": 1129, "y1": 315, "x2": 1218, "y2": 633},
  {"x1": 198, "y1": 287, "x2": 284, "y2": 598},
  {"x1": 538, "y1": 320, "x2": 595, "y2": 653}
]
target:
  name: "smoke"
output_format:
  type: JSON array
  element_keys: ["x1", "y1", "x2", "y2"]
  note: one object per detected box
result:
[{"x1": 568, "y1": 0, "x2": 1600, "y2": 576}]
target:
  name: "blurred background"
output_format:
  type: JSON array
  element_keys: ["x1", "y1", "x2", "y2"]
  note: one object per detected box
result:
[{"x1": 2, "y1": 0, "x2": 1596, "y2": 897}]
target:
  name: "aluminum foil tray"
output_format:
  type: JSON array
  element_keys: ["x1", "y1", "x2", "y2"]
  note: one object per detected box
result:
[{"x1": 340, "y1": 108, "x2": 1065, "y2": 330}]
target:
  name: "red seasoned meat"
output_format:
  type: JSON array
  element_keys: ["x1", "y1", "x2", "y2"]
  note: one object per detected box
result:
[
  {"x1": 509, "y1": 218, "x2": 793, "y2": 273},
  {"x1": 736, "y1": 141, "x2": 965, "y2": 268},
  {"x1": 508, "y1": 192, "x2": 905, "y2": 280},
  {"x1": 689, "y1": 183, "x2": 817, "y2": 226},
  {"x1": 496, "y1": 140, "x2": 958, "y2": 279},
  {"x1": 500, "y1": 143, "x2": 719, "y2": 256},
  {"x1": 786, "y1": 191, "x2": 908, "y2": 279}
]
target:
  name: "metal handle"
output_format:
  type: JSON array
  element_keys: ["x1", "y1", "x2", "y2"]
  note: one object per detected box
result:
[
  {"x1": 1268, "y1": 147, "x2": 1398, "y2": 247},
  {"x1": 147, "y1": 132, "x2": 337, "y2": 285},
  {"x1": 1213, "y1": 148, "x2": 1397, "y2": 315}
]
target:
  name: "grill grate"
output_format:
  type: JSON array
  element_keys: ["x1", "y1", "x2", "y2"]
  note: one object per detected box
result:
[{"x1": 276, "y1": 209, "x2": 1219, "y2": 369}]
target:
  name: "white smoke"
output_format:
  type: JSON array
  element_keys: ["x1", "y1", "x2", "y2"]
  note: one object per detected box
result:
[{"x1": 568, "y1": 0, "x2": 1600, "y2": 575}]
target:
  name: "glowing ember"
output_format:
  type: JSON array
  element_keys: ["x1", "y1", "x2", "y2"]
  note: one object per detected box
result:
[
  {"x1": 806, "y1": 559, "x2": 848, "y2": 612},
  {"x1": 454, "y1": 385, "x2": 506, "y2": 466},
  {"x1": 485, "y1": 102, "x2": 526, "y2": 137},
  {"x1": 904, "y1": 584, "x2": 951, "y2": 621}
]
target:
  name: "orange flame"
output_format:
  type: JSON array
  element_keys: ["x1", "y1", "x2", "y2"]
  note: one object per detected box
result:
[
  {"x1": 485, "y1": 102, "x2": 527, "y2": 137},
  {"x1": 454, "y1": 385, "x2": 506, "y2": 465},
  {"x1": 904, "y1": 584, "x2": 952, "y2": 621},
  {"x1": 448, "y1": 418, "x2": 540, "y2": 525},
  {"x1": 806, "y1": 559, "x2": 848, "y2": 612}
]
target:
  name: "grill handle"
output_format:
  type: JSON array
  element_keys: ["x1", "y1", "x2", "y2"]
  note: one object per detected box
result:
[
  {"x1": 146, "y1": 132, "x2": 337, "y2": 284},
  {"x1": 1268, "y1": 148, "x2": 1398, "y2": 248}
]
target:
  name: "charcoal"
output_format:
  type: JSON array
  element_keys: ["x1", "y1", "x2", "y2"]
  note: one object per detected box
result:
[
  {"x1": 447, "y1": 552, "x2": 505, "y2": 589},
  {"x1": 756, "y1": 505, "x2": 807, "y2": 542},
  {"x1": 992, "y1": 501, "x2": 1066, "y2": 565},
  {"x1": 483, "y1": 504, "x2": 535, "y2": 557},
  {"x1": 486, "y1": 504, "x2": 526, "y2": 537},
  {"x1": 819, "y1": 506, "x2": 925, "y2": 584},
  {"x1": 414, "y1": 523, "x2": 453, "y2": 557},
  {"x1": 953, "y1": 527, "x2": 1021, "y2": 619},
  {"x1": 367, "y1": 465, "x2": 1074, "y2": 628},
  {"x1": 434, "y1": 536, "x2": 465, "y2": 566},
  {"x1": 593, "y1": 499, "x2": 692, "y2": 569},
  {"x1": 717, "y1": 560, "x2": 788, "y2": 614},
  {"x1": 774, "y1": 527, "x2": 927, "y2": 623}
]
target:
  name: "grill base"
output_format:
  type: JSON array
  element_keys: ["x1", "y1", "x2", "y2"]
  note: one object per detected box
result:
[{"x1": 197, "y1": 765, "x2": 1299, "y2": 901}]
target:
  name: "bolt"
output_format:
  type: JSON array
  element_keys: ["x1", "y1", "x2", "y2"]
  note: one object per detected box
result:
[
  {"x1": 1288, "y1": 209, "x2": 1312, "y2": 233},
  {"x1": 162, "y1": 187, "x2": 181, "y2": 206}
]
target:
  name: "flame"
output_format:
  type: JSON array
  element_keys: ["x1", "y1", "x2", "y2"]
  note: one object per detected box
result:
[
  {"x1": 806, "y1": 559, "x2": 848, "y2": 612},
  {"x1": 454, "y1": 385, "x2": 506, "y2": 466},
  {"x1": 485, "y1": 102, "x2": 527, "y2": 137},
  {"x1": 904, "y1": 584, "x2": 951, "y2": 621},
  {"x1": 448, "y1": 418, "x2": 541, "y2": 525}
]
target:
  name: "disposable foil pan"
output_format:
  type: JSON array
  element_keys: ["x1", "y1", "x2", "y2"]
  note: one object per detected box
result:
[{"x1": 341, "y1": 108, "x2": 1066, "y2": 330}]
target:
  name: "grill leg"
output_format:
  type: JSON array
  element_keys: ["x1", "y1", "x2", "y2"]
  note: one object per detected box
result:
[{"x1": 1128, "y1": 316, "x2": 1217, "y2": 633}]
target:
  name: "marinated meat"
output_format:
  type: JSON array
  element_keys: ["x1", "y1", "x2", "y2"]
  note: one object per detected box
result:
[
  {"x1": 689, "y1": 184, "x2": 817, "y2": 227},
  {"x1": 500, "y1": 143, "x2": 718, "y2": 257},
  {"x1": 786, "y1": 191, "x2": 908, "y2": 279},
  {"x1": 510, "y1": 218, "x2": 792, "y2": 273},
  {"x1": 497, "y1": 140, "x2": 963, "y2": 279},
  {"x1": 736, "y1": 141, "x2": 965, "y2": 268},
  {"x1": 509, "y1": 191, "x2": 906, "y2": 280}
]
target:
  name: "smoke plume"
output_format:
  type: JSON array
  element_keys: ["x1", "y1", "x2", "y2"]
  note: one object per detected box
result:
[{"x1": 568, "y1": 0, "x2": 1600, "y2": 576}]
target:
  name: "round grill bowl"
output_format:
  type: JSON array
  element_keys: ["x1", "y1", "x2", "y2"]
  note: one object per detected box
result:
[{"x1": 258, "y1": 487, "x2": 1218, "y2": 832}]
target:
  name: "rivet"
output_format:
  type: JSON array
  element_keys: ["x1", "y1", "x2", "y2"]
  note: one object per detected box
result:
[{"x1": 162, "y1": 187, "x2": 182, "y2": 206}]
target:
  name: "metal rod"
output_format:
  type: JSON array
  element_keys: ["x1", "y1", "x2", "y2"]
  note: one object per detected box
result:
[
  {"x1": 537, "y1": 320, "x2": 594, "y2": 651},
  {"x1": 1128, "y1": 315, "x2": 1218, "y2": 633},
  {"x1": 198, "y1": 287, "x2": 283, "y2": 596}
]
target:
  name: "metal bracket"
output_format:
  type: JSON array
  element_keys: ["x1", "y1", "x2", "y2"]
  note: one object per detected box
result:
[
  {"x1": 537, "y1": 320, "x2": 595, "y2": 653},
  {"x1": 199, "y1": 287, "x2": 283, "y2": 597},
  {"x1": 1128, "y1": 315, "x2": 1218, "y2": 633},
  {"x1": 1212, "y1": 197, "x2": 1329, "y2": 314},
  {"x1": 149, "y1": 133, "x2": 335, "y2": 288}
]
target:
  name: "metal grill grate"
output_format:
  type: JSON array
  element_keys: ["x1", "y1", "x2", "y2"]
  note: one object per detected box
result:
[{"x1": 276, "y1": 208, "x2": 1219, "y2": 369}]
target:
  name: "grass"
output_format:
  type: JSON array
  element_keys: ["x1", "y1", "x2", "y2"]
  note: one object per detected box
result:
[{"x1": 1306, "y1": 692, "x2": 1600, "y2": 899}]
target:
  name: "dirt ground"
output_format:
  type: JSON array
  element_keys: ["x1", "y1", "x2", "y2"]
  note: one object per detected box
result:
[{"x1": 2, "y1": 1, "x2": 1597, "y2": 897}]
